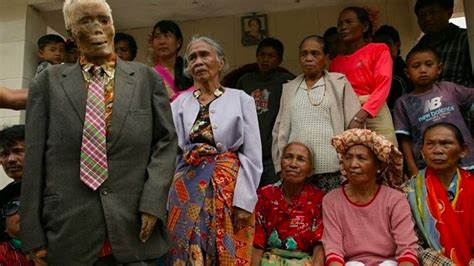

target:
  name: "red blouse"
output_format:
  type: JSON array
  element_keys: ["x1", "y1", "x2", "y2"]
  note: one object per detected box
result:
[
  {"x1": 254, "y1": 182, "x2": 324, "y2": 253},
  {"x1": 329, "y1": 43, "x2": 393, "y2": 117}
]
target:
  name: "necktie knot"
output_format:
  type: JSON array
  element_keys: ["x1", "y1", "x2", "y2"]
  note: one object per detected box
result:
[{"x1": 91, "y1": 66, "x2": 102, "y2": 78}]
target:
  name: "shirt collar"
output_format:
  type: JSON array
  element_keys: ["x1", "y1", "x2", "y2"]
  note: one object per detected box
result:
[
  {"x1": 298, "y1": 74, "x2": 325, "y2": 90},
  {"x1": 80, "y1": 53, "x2": 116, "y2": 78}
]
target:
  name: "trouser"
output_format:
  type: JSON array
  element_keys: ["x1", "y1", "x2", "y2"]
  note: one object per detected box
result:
[
  {"x1": 359, "y1": 95, "x2": 398, "y2": 146},
  {"x1": 93, "y1": 256, "x2": 156, "y2": 266}
]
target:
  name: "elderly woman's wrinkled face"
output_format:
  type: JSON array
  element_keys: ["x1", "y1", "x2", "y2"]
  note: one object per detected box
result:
[
  {"x1": 421, "y1": 126, "x2": 467, "y2": 172},
  {"x1": 186, "y1": 41, "x2": 224, "y2": 83},
  {"x1": 280, "y1": 143, "x2": 313, "y2": 184},
  {"x1": 342, "y1": 145, "x2": 379, "y2": 185},
  {"x1": 70, "y1": 1, "x2": 115, "y2": 61},
  {"x1": 337, "y1": 10, "x2": 366, "y2": 43},
  {"x1": 299, "y1": 39, "x2": 327, "y2": 77}
]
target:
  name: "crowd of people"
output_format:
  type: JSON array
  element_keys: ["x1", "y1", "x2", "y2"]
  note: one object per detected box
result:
[{"x1": 0, "y1": 0, "x2": 472, "y2": 265}]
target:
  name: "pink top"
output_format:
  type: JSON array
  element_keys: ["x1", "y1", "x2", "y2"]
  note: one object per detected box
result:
[
  {"x1": 154, "y1": 64, "x2": 193, "y2": 102},
  {"x1": 322, "y1": 185, "x2": 418, "y2": 266},
  {"x1": 329, "y1": 43, "x2": 393, "y2": 117}
]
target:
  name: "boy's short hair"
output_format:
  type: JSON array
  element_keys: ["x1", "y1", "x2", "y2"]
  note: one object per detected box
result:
[
  {"x1": 37, "y1": 34, "x2": 65, "y2": 50},
  {"x1": 256, "y1": 38, "x2": 284, "y2": 61},
  {"x1": 0, "y1": 125, "x2": 25, "y2": 152},
  {"x1": 374, "y1": 25, "x2": 400, "y2": 44},
  {"x1": 406, "y1": 44, "x2": 441, "y2": 64},
  {"x1": 65, "y1": 38, "x2": 77, "y2": 52},
  {"x1": 323, "y1": 27, "x2": 338, "y2": 40},
  {"x1": 114, "y1": 32, "x2": 138, "y2": 60},
  {"x1": 415, "y1": 0, "x2": 454, "y2": 15}
]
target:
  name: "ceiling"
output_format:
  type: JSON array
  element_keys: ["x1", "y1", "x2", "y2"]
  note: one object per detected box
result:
[
  {"x1": 29, "y1": 0, "x2": 465, "y2": 34},
  {"x1": 31, "y1": 0, "x2": 347, "y2": 31}
]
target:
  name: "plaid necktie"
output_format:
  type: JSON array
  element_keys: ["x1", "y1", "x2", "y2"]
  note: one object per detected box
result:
[{"x1": 80, "y1": 65, "x2": 108, "y2": 190}]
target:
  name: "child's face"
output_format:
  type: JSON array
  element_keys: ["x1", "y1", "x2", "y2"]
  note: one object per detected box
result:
[
  {"x1": 115, "y1": 40, "x2": 133, "y2": 61},
  {"x1": 38, "y1": 42, "x2": 65, "y2": 65},
  {"x1": 5, "y1": 212, "x2": 20, "y2": 239},
  {"x1": 406, "y1": 51, "x2": 442, "y2": 88}
]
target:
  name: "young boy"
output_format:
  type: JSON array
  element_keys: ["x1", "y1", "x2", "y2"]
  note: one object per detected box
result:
[
  {"x1": 393, "y1": 45, "x2": 473, "y2": 176},
  {"x1": 114, "y1": 32, "x2": 137, "y2": 61},
  {"x1": 0, "y1": 181, "x2": 33, "y2": 265},
  {"x1": 35, "y1": 34, "x2": 65, "y2": 77},
  {"x1": 236, "y1": 38, "x2": 294, "y2": 186}
]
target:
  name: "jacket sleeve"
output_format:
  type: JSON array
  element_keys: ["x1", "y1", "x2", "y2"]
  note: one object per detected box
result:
[
  {"x1": 21, "y1": 71, "x2": 49, "y2": 252},
  {"x1": 233, "y1": 95, "x2": 263, "y2": 213},
  {"x1": 272, "y1": 86, "x2": 288, "y2": 174},
  {"x1": 342, "y1": 77, "x2": 361, "y2": 129},
  {"x1": 390, "y1": 192, "x2": 419, "y2": 265},
  {"x1": 322, "y1": 194, "x2": 345, "y2": 265},
  {"x1": 361, "y1": 44, "x2": 393, "y2": 118},
  {"x1": 139, "y1": 68, "x2": 178, "y2": 223}
]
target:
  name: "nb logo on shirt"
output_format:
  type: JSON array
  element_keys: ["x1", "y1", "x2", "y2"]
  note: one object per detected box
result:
[{"x1": 423, "y1": 97, "x2": 442, "y2": 112}]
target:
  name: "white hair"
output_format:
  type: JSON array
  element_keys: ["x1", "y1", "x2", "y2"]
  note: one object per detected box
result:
[
  {"x1": 63, "y1": 0, "x2": 113, "y2": 31},
  {"x1": 183, "y1": 35, "x2": 229, "y2": 77}
]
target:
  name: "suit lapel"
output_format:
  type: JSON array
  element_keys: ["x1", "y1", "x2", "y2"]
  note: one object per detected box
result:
[
  {"x1": 108, "y1": 59, "x2": 136, "y2": 149},
  {"x1": 60, "y1": 63, "x2": 87, "y2": 123}
]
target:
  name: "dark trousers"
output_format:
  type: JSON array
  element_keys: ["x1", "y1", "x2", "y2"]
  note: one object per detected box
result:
[{"x1": 94, "y1": 256, "x2": 156, "y2": 266}]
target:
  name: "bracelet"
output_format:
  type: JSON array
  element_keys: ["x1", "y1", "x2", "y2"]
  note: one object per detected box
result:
[{"x1": 353, "y1": 116, "x2": 363, "y2": 122}]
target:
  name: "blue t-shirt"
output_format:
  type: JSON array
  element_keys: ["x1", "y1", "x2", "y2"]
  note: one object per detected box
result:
[{"x1": 393, "y1": 81, "x2": 473, "y2": 170}]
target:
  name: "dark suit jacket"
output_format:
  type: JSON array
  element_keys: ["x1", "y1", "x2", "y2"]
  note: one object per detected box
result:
[{"x1": 21, "y1": 59, "x2": 178, "y2": 265}]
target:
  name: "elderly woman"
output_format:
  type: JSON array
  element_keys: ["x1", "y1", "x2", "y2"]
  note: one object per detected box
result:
[
  {"x1": 406, "y1": 122, "x2": 474, "y2": 265},
  {"x1": 272, "y1": 35, "x2": 360, "y2": 192},
  {"x1": 167, "y1": 36, "x2": 263, "y2": 264},
  {"x1": 323, "y1": 129, "x2": 418, "y2": 266},
  {"x1": 150, "y1": 20, "x2": 193, "y2": 101},
  {"x1": 329, "y1": 7, "x2": 397, "y2": 145},
  {"x1": 252, "y1": 142, "x2": 324, "y2": 265}
]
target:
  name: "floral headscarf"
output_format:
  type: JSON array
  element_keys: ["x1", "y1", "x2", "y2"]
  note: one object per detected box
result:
[{"x1": 331, "y1": 129, "x2": 405, "y2": 188}]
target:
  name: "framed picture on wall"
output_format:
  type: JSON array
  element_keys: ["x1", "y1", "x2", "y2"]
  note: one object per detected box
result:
[{"x1": 241, "y1": 14, "x2": 268, "y2": 46}]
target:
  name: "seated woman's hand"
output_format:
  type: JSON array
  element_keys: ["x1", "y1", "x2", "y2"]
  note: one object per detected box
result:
[{"x1": 232, "y1": 207, "x2": 252, "y2": 232}]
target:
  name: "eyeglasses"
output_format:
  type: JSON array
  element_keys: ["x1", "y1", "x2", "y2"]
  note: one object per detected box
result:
[{"x1": 1, "y1": 200, "x2": 20, "y2": 218}]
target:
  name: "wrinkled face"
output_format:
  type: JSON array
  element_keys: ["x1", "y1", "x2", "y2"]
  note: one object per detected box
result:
[
  {"x1": 152, "y1": 31, "x2": 180, "y2": 60},
  {"x1": 115, "y1": 40, "x2": 133, "y2": 61},
  {"x1": 406, "y1": 51, "x2": 442, "y2": 88},
  {"x1": 70, "y1": 1, "x2": 115, "y2": 62},
  {"x1": 186, "y1": 41, "x2": 224, "y2": 83},
  {"x1": 417, "y1": 3, "x2": 452, "y2": 34},
  {"x1": 280, "y1": 143, "x2": 313, "y2": 185},
  {"x1": 337, "y1": 10, "x2": 367, "y2": 43},
  {"x1": 38, "y1": 42, "x2": 65, "y2": 65},
  {"x1": 0, "y1": 141, "x2": 25, "y2": 180},
  {"x1": 256, "y1": 46, "x2": 281, "y2": 74},
  {"x1": 299, "y1": 39, "x2": 327, "y2": 77},
  {"x1": 421, "y1": 126, "x2": 467, "y2": 172},
  {"x1": 342, "y1": 145, "x2": 379, "y2": 185}
]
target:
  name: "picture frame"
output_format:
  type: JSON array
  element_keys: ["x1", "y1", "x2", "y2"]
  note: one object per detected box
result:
[{"x1": 241, "y1": 14, "x2": 268, "y2": 46}]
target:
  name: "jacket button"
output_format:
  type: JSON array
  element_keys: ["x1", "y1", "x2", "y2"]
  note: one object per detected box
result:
[
  {"x1": 212, "y1": 125, "x2": 218, "y2": 129},
  {"x1": 216, "y1": 143, "x2": 222, "y2": 149},
  {"x1": 210, "y1": 109, "x2": 216, "y2": 114},
  {"x1": 101, "y1": 189, "x2": 108, "y2": 196}
]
